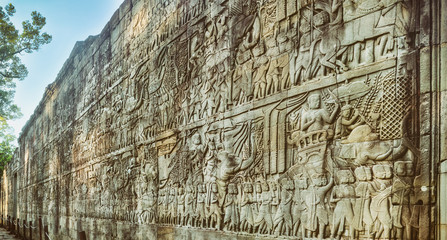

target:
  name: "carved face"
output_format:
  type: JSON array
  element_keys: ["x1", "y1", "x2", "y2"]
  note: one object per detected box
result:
[
  {"x1": 244, "y1": 183, "x2": 253, "y2": 193},
  {"x1": 355, "y1": 167, "x2": 366, "y2": 181},
  {"x1": 296, "y1": 177, "x2": 308, "y2": 189},
  {"x1": 208, "y1": 141, "x2": 216, "y2": 151},
  {"x1": 287, "y1": 180, "x2": 295, "y2": 190},
  {"x1": 395, "y1": 162, "x2": 406, "y2": 176},
  {"x1": 342, "y1": 106, "x2": 352, "y2": 118},
  {"x1": 192, "y1": 134, "x2": 201, "y2": 145},
  {"x1": 313, "y1": 175, "x2": 327, "y2": 186},
  {"x1": 373, "y1": 165, "x2": 392, "y2": 179},
  {"x1": 261, "y1": 183, "x2": 269, "y2": 191},
  {"x1": 227, "y1": 184, "x2": 233, "y2": 193},
  {"x1": 229, "y1": 184, "x2": 237, "y2": 194},
  {"x1": 338, "y1": 170, "x2": 354, "y2": 184},
  {"x1": 199, "y1": 185, "x2": 205, "y2": 193},
  {"x1": 256, "y1": 183, "x2": 262, "y2": 193},
  {"x1": 308, "y1": 94, "x2": 321, "y2": 109},
  {"x1": 270, "y1": 182, "x2": 277, "y2": 191}
]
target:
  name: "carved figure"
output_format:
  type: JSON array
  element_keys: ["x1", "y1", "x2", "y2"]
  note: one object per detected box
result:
[
  {"x1": 289, "y1": 92, "x2": 339, "y2": 146},
  {"x1": 189, "y1": 133, "x2": 206, "y2": 182},
  {"x1": 302, "y1": 174, "x2": 334, "y2": 240},
  {"x1": 335, "y1": 104, "x2": 366, "y2": 139},
  {"x1": 207, "y1": 182, "x2": 222, "y2": 230},
  {"x1": 168, "y1": 187, "x2": 178, "y2": 225},
  {"x1": 330, "y1": 170, "x2": 355, "y2": 239},
  {"x1": 255, "y1": 182, "x2": 273, "y2": 234},
  {"x1": 292, "y1": 177, "x2": 307, "y2": 238},
  {"x1": 253, "y1": 61, "x2": 269, "y2": 99},
  {"x1": 253, "y1": 182, "x2": 262, "y2": 228},
  {"x1": 236, "y1": 15, "x2": 261, "y2": 64},
  {"x1": 203, "y1": 140, "x2": 218, "y2": 184},
  {"x1": 200, "y1": 75, "x2": 216, "y2": 118},
  {"x1": 391, "y1": 172, "x2": 412, "y2": 240},
  {"x1": 196, "y1": 184, "x2": 207, "y2": 227},
  {"x1": 370, "y1": 165, "x2": 393, "y2": 239},
  {"x1": 177, "y1": 187, "x2": 185, "y2": 225},
  {"x1": 274, "y1": 179, "x2": 294, "y2": 236},
  {"x1": 158, "y1": 189, "x2": 167, "y2": 223},
  {"x1": 352, "y1": 166, "x2": 375, "y2": 237},
  {"x1": 240, "y1": 182, "x2": 255, "y2": 233},
  {"x1": 184, "y1": 185, "x2": 195, "y2": 226},
  {"x1": 210, "y1": 132, "x2": 257, "y2": 198},
  {"x1": 266, "y1": 55, "x2": 290, "y2": 95},
  {"x1": 140, "y1": 190, "x2": 156, "y2": 224},
  {"x1": 270, "y1": 181, "x2": 279, "y2": 216},
  {"x1": 301, "y1": 93, "x2": 339, "y2": 134},
  {"x1": 223, "y1": 183, "x2": 239, "y2": 231}
]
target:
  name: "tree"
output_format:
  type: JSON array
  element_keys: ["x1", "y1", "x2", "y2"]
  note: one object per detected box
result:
[
  {"x1": 0, "y1": 117, "x2": 15, "y2": 171},
  {"x1": 0, "y1": 3, "x2": 52, "y2": 119},
  {"x1": 0, "y1": 3, "x2": 52, "y2": 168}
]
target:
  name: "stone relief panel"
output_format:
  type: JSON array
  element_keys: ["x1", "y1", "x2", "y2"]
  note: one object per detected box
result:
[{"x1": 2, "y1": 0, "x2": 432, "y2": 239}]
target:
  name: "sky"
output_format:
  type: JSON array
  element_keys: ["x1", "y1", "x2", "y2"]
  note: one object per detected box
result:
[{"x1": 6, "y1": 0, "x2": 124, "y2": 140}]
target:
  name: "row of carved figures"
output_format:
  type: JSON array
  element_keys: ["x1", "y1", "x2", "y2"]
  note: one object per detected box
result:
[{"x1": 151, "y1": 166, "x2": 418, "y2": 240}]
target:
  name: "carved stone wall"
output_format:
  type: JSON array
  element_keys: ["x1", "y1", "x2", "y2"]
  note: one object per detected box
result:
[{"x1": 1, "y1": 0, "x2": 445, "y2": 239}]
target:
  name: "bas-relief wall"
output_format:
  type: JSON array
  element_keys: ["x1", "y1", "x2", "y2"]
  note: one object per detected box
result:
[{"x1": 1, "y1": 0, "x2": 443, "y2": 239}]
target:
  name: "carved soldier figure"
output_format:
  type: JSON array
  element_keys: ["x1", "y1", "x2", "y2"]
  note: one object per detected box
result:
[
  {"x1": 266, "y1": 55, "x2": 290, "y2": 95},
  {"x1": 177, "y1": 187, "x2": 185, "y2": 225},
  {"x1": 158, "y1": 189, "x2": 167, "y2": 223},
  {"x1": 196, "y1": 184, "x2": 207, "y2": 227},
  {"x1": 207, "y1": 182, "x2": 222, "y2": 230},
  {"x1": 184, "y1": 185, "x2": 195, "y2": 226},
  {"x1": 370, "y1": 165, "x2": 393, "y2": 239},
  {"x1": 180, "y1": 96, "x2": 190, "y2": 125},
  {"x1": 270, "y1": 181, "x2": 279, "y2": 216},
  {"x1": 392, "y1": 161, "x2": 413, "y2": 240},
  {"x1": 330, "y1": 170, "x2": 356, "y2": 239},
  {"x1": 189, "y1": 133, "x2": 206, "y2": 182},
  {"x1": 253, "y1": 60, "x2": 269, "y2": 99},
  {"x1": 168, "y1": 187, "x2": 178, "y2": 225},
  {"x1": 292, "y1": 177, "x2": 307, "y2": 238},
  {"x1": 352, "y1": 166, "x2": 375, "y2": 237},
  {"x1": 200, "y1": 73, "x2": 216, "y2": 118},
  {"x1": 302, "y1": 174, "x2": 334, "y2": 240},
  {"x1": 223, "y1": 183, "x2": 239, "y2": 231},
  {"x1": 203, "y1": 140, "x2": 218, "y2": 184},
  {"x1": 189, "y1": 77, "x2": 202, "y2": 122},
  {"x1": 140, "y1": 190, "x2": 156, "y2": 224},
  {"x1": 274, "y1": 179, "x2": 294, "y2": 236},
  {"x1": 253, "y1": 182, "x2": 262, "y2": 230},
  {"x1": 240, "y1": 182, "x2": 255, "y2": 233},
  {"x1": 255, "y1": 182, "x2": 273, "y2": 234}
]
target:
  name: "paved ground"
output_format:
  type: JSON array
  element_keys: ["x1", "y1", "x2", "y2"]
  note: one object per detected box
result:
[{"x1": 0, "y1": 228, "x2": 19, "y2": 239}]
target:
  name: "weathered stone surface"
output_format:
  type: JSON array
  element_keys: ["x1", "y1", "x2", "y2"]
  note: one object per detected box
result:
[{"x1": 0, "y1": 0, "x2": 445, "y2": 239}]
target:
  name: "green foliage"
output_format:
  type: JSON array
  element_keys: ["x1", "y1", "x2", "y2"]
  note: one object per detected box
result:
[
  {"x1": 0, "y1": 3, "x2": 52, "y2": 168},
  {"x1": 0, "y1": 117, "x2": 15, "y2": 171},
  {"x1": 0, "y1": 3, "x2": 52, "y2": 120}
]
